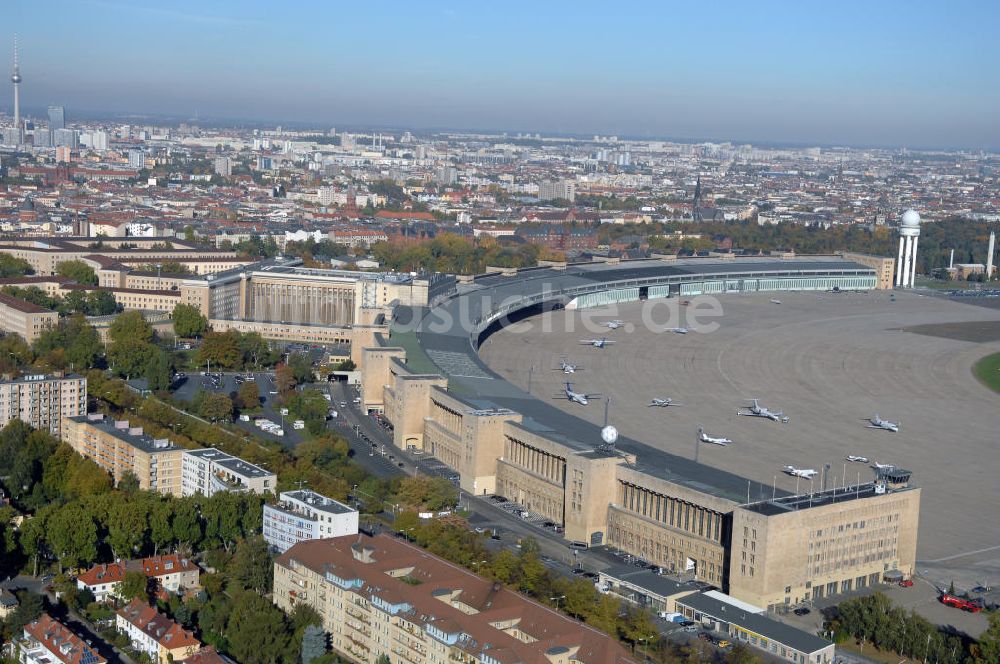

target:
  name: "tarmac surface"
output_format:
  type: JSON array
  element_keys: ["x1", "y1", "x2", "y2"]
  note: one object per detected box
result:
[{"x1": 479, "y1": 290, "x2": 1000, "y2": 588}]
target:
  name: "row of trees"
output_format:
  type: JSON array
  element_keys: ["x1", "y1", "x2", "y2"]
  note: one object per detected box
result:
[
  {"x1": 829, "y1": 592, "x2": 999, "y2": 663},
  {"x1": 1, "y1": 284, "x2": 117, "y2": 317},
  {"x1": 371, "y1": 234, "x2": 548, "y2": 275}
]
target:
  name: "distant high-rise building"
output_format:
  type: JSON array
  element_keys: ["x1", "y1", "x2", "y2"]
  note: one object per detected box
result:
[
  {"x1": 214, "y1": 155, "x2": 231, "y2": 176},
  {"x1": 55, "y1": 146, "x2": 71, "y2": 162},
  {"x1": 128, "y1": 149, "x2": 145, "y2": 170},
  {"x1": 256, "y1": 155, "x2": 273, "y2": 171},
  {"x1": 32, "y1": 127, "x2": 51, "y2": 147},
  {"x1": 53, "y1": 128, "x2": 78, "y2": 149},
  {"x1": 47, "y1": 105, "x2": 65, "y2": 130},
  {"x1": 91, "y1": 130, "x2": 108, "y2": 151},
  {"x1": 538, "y1": 179, "x2": 576, "y2": 202}
]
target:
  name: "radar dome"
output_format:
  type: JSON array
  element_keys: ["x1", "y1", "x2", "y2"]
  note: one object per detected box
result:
[
  {"x1": 901, "y1": 209, "x2": 921, "y2": 228},
  {"x1": 601, "y1": 425, "x2": 618, "y2": 445}
]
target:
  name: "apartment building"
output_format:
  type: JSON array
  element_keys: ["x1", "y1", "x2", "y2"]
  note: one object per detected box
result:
[
  {"x1": 273, "y1": 534, "x2": 636, "y2": 664},
  {"x1": 263, "y1": 489, "x2": 358, "y2": 553},
  {"x1": 0, "y1": 372, "x2": 86, "y2": 439},
  {"x1": 180, "y1": 448, "x2": 275, "y2": 497},
  {"x1": 18, "y1": 613, "x2": 107, "y2": 664},
  {"x1": 62, "y1": 414, "x2": 184, "y2": 494},
  {"x1": 116, "y1": 600, "x2": 202, "y2": 664},
  {"x1": 0, "y1": 291, "x2": 58, "y2": 343}
]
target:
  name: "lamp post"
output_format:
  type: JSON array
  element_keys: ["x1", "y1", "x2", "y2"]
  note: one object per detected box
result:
[{"x1": 549, "y1": 595, "x2": 565, "y2": 612}]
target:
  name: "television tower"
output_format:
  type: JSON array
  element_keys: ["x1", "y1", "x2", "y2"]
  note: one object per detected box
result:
[{"x1": 11, "y1": 35, "x2": 21, "y2": 137}]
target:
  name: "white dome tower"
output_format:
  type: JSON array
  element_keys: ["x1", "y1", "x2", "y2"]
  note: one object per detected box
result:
[{"x1": 895, "y1": 210, "x2": 921, "y2": 288}]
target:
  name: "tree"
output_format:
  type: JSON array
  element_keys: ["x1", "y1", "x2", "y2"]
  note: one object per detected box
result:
[
  {"x1": 65, "y1": 316, "x2": 103, "y2": 369},
  {"x1": 5, "y1": 590, "x2": 43, "y2": 634},
  {"x1": 231, "y1": 535, "x2": 274, "y2": 594},
  {"x1": 301, "y1": 624, "x2": 327, "y2": 664},
  {"x1": 109, "y1": 310, "x2": 154, "y2": 345},
  {"x1": 145, "y1": 349, "x2": 173, "y2": 392},
  {"x1": 119, "y1": 571, "x2": 150, "y2": 602},
  {"x1": 375, "y1": 656, "x2": 391, "y2": 664},
  {"x1": 288, "y1": 353, "x2": 314, "y2": 384},
  {"x1": 333, "y1": 359, "x2": 356, "y2": 371},
  {"x1": 109, "y1": 496, "x2": 149, "y2": 559},
  {"x1": 977, "y1": 613, "x2": 1000, "y2": 663},
  {"x1": 173, "y1": 303, "x2": 208, "y2": 338},
  {"x1": 46, "y1": 502, "x2": 98, "y2": 571},
  {"x1": 226, "y1": 591, "x2": 293, "y2": 664},
  {"x1": 236, "y1": 380, "x2": 261, "y2": 410},
  {"x1": 197, "y1": 330, "x2": 243, "y2": 370},
  {"x1": 56, "y1": 259, "x2": 99, "y2": 285},
  {"x1": 0, "y1": 253, "x2": 33, "y2": 277},
  {"x1": 725, "y1": 643, "x2": 762, "y2": 664},
  {"x1": 275, "y1": 363, "x2": 296, "y2": 394},
  {"x1": 199, "y1": 393, "x2": 233, "y2": 422}
]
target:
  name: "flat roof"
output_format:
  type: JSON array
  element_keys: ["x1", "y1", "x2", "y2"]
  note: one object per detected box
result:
[
  {"x1": 184, "y1": 447, "x2": 274, "y2": 478},
  {"x1": 279, "y1": 489, "x2": 356, "y2": 516},
  {"x1": 600, "y1": 564, "x2": 692, "y2": 599},
  {"x1": 68, "y1": 415, "x2": 178, "y2": 455},
  {"x1": 399, "y1": 257, "x2": 875, "y2": 502},
  {"x1": 677, "y1": 591, "x2": 832, "y2": 654}
]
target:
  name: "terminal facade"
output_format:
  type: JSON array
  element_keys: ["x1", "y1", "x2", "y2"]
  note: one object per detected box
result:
[{"x1": 359, "y1": 257, "x2": 921, "y2": 609}]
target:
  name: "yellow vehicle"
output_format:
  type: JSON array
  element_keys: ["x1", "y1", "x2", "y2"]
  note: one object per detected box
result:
[{"x1": 717, "y1": 640, "x2": 731, "y2": 649}]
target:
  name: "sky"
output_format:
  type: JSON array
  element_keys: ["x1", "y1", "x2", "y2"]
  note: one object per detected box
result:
[{"x1": 6, "y1": 0, "x2": 1000, "y2": 149}]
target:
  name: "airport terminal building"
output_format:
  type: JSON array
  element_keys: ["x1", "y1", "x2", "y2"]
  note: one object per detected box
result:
[{"x1": 360, "y1": 256, "x2": 921, "y2": 609}]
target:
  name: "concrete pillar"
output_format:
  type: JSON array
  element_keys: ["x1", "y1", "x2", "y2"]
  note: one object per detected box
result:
[
  {"x1": 902, "y1": 236, "x2": 913, "y2": 287},
  {"x1": 910, "y1": 237, "x2": 919, "y2": 286},
  {"x1": 896, "y1": 235, "x2": 906, "y2": 288}
]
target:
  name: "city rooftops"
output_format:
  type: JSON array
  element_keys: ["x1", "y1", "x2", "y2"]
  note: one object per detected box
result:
[
  {"x1": 184, "y1": 447, "x2": 272, "y2": 478},
  {"x1": 68, "y1": 414, "x2": 179, "y2": 455},
  {"x1": 0, "y1": 290, "x2": 53, "y2": 314},
  {"x1": 741, "y1": 479, "x2": 914, "y2": 517}
]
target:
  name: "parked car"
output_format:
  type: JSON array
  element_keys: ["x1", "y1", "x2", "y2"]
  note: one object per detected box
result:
[
  {"x1": 793, "y1": 607, "x2": 811, "y2": 616},
  {"x1": 899, "y1": 579, "x2": 914, "y2": 588}
]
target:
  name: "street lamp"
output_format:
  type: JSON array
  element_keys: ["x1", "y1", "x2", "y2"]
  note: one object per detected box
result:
[{"x1": 549, "y1": 595, "x2": 566, "y2": 611}]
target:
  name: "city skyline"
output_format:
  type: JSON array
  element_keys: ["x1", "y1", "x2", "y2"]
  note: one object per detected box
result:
[{"x1": 6, "y1": 0, "x2": 1000, "y2": 150}]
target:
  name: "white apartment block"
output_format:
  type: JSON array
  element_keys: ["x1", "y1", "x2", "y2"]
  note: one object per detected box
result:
[
  {"x1": 263, "y1": 489, "x2": 358, "y2": 553},
  {"x1": 180, "y1": 448, "x2": 276, "y2": 497},
  {"x1": 0, "y1": 372, "x2": 86, "y2": 439}
]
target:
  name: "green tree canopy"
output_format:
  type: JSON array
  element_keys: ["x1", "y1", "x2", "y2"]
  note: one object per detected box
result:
[
  {"x1": 56, "y1": 259, "x2": 99, "y2": 285},
  {"x1": 173, "y1": 303, "x2": 209, "y2": 338}
]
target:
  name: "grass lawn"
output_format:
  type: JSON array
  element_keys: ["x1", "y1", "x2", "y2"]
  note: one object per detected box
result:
[{"x1": 973, "y1": 352, "x2": 1000, "y2": 394}]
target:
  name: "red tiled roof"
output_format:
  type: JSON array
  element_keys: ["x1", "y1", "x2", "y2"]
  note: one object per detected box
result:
[
  {"x1": 117, "y1": 599, "x2": 202, "y2": 651},
  {"x1": 77, "y1": 561, "x2": 127, "y2": 587},
  {"x1": 141, "y1": 554, "x2": 199, "y2": 578},
  {"x1": 24, "y1": 613, "x2": 108, "y2": 664}
]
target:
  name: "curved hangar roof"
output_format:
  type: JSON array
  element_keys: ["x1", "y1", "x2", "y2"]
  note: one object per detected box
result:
[{"x1": 392, "y1": 256, "x2": 875, "y2": 502}]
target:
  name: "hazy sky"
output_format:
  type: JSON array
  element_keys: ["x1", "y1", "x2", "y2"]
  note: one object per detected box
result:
[{"x1": 7, "y1": 0, "x2": 999, "y2": 148}]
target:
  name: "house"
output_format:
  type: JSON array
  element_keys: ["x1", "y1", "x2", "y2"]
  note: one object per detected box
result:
[
  {"x1": 0, "y1": 588, "x2": 17, "y2": 619},
  {"x1": 76, "y1": 561, "x2": 127, "y2": 602},
  {"x1": 134, "y1": 554, "x2": 200, "y2": 593},
  {"x1": 116, "y1": 599, "x2": 202, "y2": 664},
  {"x1": 18, "y1": 613, "x2": 107, "y2": 664}
]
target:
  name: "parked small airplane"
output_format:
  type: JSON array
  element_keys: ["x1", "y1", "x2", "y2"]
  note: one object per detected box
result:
[
  {"x1": 666, "y1": 327, "x2": 689, "y2": 334},
  {"x1": 604, "y1": 320, "x2": 624, "y2": 330},
  {"x1": 737, "y1": 399, "x2": 789, "y2": 423},
  {"x1": 555, "y1": 359, "x2": 579, "y2": 374},
  {"x1": 784, "y1": 466, "x2": 818, "y2": 479},
  {"x1": 845, "y1": 455, "x2": 869, "y2": 463},
  {"x1": 871, "y1": 460, "x2": 896, "y2": 471},
  {"x1": 560, "y1": 382, "x2": 600, "y2": 406},
  {"x1": 698, "y1": 427, "x2": 732, "y2": 446},
  {"x1": 770, "y1": 299, "x2": 783, "y2": 304},
  {"x1": 649, "y1": 398, "x2": 681, "y2": 407},
  {"x1": 867, "y1": 414, "x2": 899, "y2": 432},
  {"x1": 579, "y1": 337, "x2": 616, "y2": 348}
]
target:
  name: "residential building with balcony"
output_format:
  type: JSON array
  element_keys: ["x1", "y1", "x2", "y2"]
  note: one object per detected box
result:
[
  {"x1": 0, "y1": 372, "x2": 86, "y2": 439},
  {"x1": 180, "y1": 448, "x2": 275, "y2": 497},
  {"x1": 62, "y1": 414, "x2": 183, "y2": 494},
  {"x1": 263, "y1": 489, "x2": 358, "y2": 553},
  {"x1": 273, "y1": 534, "x2": 636, "y2": 664}
]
